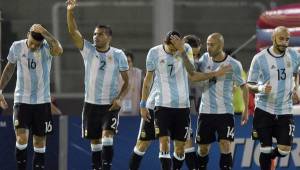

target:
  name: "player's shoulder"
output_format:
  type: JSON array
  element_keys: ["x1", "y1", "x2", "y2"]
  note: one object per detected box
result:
[
  {"x1": 150, "y1": 44, "x2": 162, "y2": 51},
  {"x1": 227, "y1": 55, "x2": 241, "y2": 65},
  {"x1": 253, "y1": 48, "x2": 268, "y2": 61},
  {"x1": 286, "y1": 47, "x2": 299, "y2": 57},
  {"x1": 11, "y1": 39, "x2": 26, "y2": 48}
]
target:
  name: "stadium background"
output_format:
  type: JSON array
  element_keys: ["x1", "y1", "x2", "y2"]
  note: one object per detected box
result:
[{"x1": 0, "y1": 0, "x2": 299, "y2": 169}]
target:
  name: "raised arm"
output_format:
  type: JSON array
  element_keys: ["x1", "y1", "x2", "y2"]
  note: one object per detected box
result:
[
  {"x1": 66, "y1": 0, "x2": 84, "y2": 50},
  {"x1": 170, "y1": 35, "x2": 195, "y2": 75},
  {"x1": 30, "y1": 24, "x2": 63, "y2": 56}
]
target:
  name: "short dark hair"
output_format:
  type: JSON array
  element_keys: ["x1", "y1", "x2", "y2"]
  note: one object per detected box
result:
[
  {"x1": 124, "y1": 50, "x2": 134, "y2": 62},
  {"x1": 183, "y1": 35, "x2": 201, "y2": 48},
  {"x1": 96, "y1": 24, "x2": 112, "y2": 36},
  {"x1": 30, "y1": 31, "x2": 44, "y2": 41},
  {"x1": 164, "y1": 30, "x2": 182, "y2": 45}
]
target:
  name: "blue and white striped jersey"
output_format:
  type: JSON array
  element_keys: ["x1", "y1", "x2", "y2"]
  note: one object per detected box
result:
[
  {"x1": 146, "y1": 44, "x2": 194, "y2": 108},
  {"x1": 198, "y1": 53, "x2": 245, "y2": 114},
  {"x1": 80, "y1": 40, "x2": 129, "y2": 105},
  {"x1": 248, "y1": 47, "x2": 300, "y2": 115},
  {"x1": 7, "y1": 39, "x2": 53, "y2": 104}
]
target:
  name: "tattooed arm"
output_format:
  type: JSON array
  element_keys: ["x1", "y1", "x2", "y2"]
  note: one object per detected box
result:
[{"x1": 30, "y1": 24, "x2": 63, "y2": 57}]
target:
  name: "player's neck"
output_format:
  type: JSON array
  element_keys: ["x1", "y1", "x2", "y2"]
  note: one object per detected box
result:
[
  {"x1": 96, "y1": 45, "x2": 110, "y2": 53},
  {"x1": 271, "y1": 46, "x2": 284, "y2": 56},
  {"x1": 212, "y1": 51, "x2": 225, "y2": 62}
]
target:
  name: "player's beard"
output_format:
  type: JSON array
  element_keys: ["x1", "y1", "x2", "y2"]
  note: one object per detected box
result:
[{"x1": 274, "y1": 39, "x2": 288, "y2": 54}]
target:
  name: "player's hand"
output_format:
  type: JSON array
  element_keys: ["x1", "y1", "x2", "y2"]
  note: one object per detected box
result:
[
  {"x1": 0, "y1": 94, "x2": 8, "y2": 110},
  {"x1": 215, "y1": 64, "x2": 232, "y2": 77},
  {"x1": 66, "y1": 0, "x2": 77, "y2": 10},
  {"x1": 109, "y1": 98, "x2": 121, "y2": 111},
  {"x1": 140, "y1": 107, "x2": 151, "y2": 122},
  {"x1": 241, "y1": 109, "x2": 248, "y2": 126},
  {"x1": 170, "y1": 35, "x2": 185, "y2": 53},
  {"x1": 259, "y1": 81, "x2": 272, "y2": 94},
  {"x1": 30, "y1": 24, "x2": 47, "y2": 35},
  {"x1": 292, "y1": 88, "x2": 300, "y2": 104}
]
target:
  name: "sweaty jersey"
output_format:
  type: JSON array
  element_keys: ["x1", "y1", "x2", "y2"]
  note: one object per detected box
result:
[
  {"x1": 146, "y1": 44, "x2": 194, "y2": 108},
  {"x1": 7, "y1": 39, "x2": 53, "y2": 104},
  {"x1": 80, "y1": 40, "x2": 129, "y2": 105},
  {"x1": 198, "y1": 53, "x2": 245, "y2": 114},
  {"x1": 248, "y1": 47, "x2": 300, "y2": 115}
]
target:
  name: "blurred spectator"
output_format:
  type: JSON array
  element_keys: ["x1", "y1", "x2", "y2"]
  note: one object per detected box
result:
[{"x1": 119, "y1": 51, "x2": 143, "y2": 116}]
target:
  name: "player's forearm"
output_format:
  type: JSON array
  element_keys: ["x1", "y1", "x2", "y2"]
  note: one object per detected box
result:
[
  {"x1": 247, "y1": 83, "x2": 259, "y2": 93},
  {"x1": 42, "y1": 30, "x2": 63, "y2": 56},
  {"x1": 141, "y1": 76, "x2": 153, "y2": 101},
  {"x1": 67, "y1": 10, "x2": 79, "y2": 36},
  {"x1": 0, "y1": 63, "x2": 16, "y2": 90},
  {"x1": 241, "y1": 84, "x2": 249, "y2": 111},
  {"x1": 181, "y1": 52, "x2": 195, "y2": 75},
  {"x1": 190, "y1": 71, "x2": 216, "y2": 82}
]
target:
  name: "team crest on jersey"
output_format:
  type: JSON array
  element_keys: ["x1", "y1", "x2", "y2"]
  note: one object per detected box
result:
[
  {"x1": 160, "y1": 59, "x2": 165, "y2": 64},
  {"x1": 107, "y1": 55, "x2": 113, "y2": 61},
  {"x1": 22, "y1": 54, "x2": 26, "y2": 58},
  {"x1": 14, "y1": 120, "x2": 19, "y2": 127}
]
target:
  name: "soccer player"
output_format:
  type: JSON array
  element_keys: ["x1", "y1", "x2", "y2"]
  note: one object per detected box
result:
[
  {"x1": 0, "y1": 24, "x2": 63, "y2": 170},
  {"x1": 66, "y1": 0, "x2": 129, "y2": 169},
  {"x1": 140, "y1": 30, "x2": 231, "y2": 170},
  {"x1": 129, "y1": 35, "x2": 202, "y2": 170},
  {"x1": 194, "y1": 33, "x2": 248, "y2": 170},
  {"x1": 247, "y1": 26, "x2": 299, "y2": 170}
]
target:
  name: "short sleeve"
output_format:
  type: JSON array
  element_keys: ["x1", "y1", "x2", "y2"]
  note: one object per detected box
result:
[
  {"x1": 118, "y1": 51, "x2": 129, "y2": 71},
  {"x1": 247, "y1": 55, "x2": 260, "y2": 84},
  {"x1": 7, "y1": 42, "x2": 17, "y2": 64},
  {"x1": 146, "y1": 48, "x2": 156, "y2": 72}
]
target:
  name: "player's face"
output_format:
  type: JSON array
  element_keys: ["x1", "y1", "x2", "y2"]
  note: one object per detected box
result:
[
  {"x1": 93, "y1": 28, "x2": 111, "y2": 48},
  {"x1": 27, "y1": 34, "x2": 42, "y2": 51},
  {"x1": 165, "y1": 43, "x2": 177, "y2": 54},
  {"x1": 207, "y1": 37, "x2": 222, "y2": 58},
  {"x1": 273, "y1": 31, "x2": 290, "y2": 53},
  {"x1": 192, "y1": 46, "x2": 201, "y2": 60}
]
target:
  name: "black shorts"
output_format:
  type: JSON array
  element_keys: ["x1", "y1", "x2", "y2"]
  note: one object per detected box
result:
[
  {"x1": 253, "y1": 108, "x2": 295, "y2": 146},
  {"x1": 137, "y1": 109, "x2": 157, "y2": 141},
  {"x1": 13, "y1": 103, "x2": 52, "y2": 136},
  {"x1": 196, "y1": 113, "x2": 234, "y2": 144},
  {"x1": 82, "y1": 102, "x2": 120, "y2": 139},
  {"x1": 154, "y1": 106, "x2": 190, "y2": 141}
]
